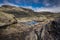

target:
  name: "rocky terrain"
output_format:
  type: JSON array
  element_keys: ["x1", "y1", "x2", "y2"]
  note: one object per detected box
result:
[{"x1": 0, "y1": 5, "x2": 60, "y2": 40}]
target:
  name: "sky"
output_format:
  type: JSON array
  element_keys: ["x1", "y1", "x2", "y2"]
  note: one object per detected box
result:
[{"x1": 0, "y1": 0, "x2": 60, "y2": 12}]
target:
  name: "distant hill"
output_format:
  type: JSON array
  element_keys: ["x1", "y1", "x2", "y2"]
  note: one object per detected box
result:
[
  {"x1": 0, "y1": 5, "x2": 34, "y2": 18},
  {"x1": 0, "y1": 5, "x2": 60, "y2": 18}
]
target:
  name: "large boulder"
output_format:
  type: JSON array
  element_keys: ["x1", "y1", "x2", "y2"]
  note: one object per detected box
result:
[{"x1": 0, "y1": 12, "x2": 16, "y2": 23}]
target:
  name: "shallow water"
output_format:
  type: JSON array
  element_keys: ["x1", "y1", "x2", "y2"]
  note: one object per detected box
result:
[
  {"x1": 25, "y1": 21, "x2": 38, "y2": 25},
  {"x1": 21, "y1": 21, "x2": 38, "y2": 26}
]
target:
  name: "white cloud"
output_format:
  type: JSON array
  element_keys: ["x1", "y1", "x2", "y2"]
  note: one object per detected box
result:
[
  {"x1": 42, "y1": 0, "x2": 51, "y2": 7},
  {"x1": 20, "y1": 6, "x2": 33, "y2": 9},
  {"x1": 0, "y1": 3, "x2": 19, "y2": 7},
  {"x1": 3, "y1": 0, "x2": 8, "y2": 4},
  {"x1": 21, "y1": 6, "x2": 60, "y2": 13},
  {"x1": 44, "y1": 3, "x2": 51, "y2": 6},
  {"x1": 15, "y1": 0, "x2": 21, "y2": 4},
  {"x1": 0, "y1": 0, "x2": 19, "y2": 7},
  {"x1": 33, "y1": 0, "x2": 39, "y2": 3},
  {"x1": 33, "y1": 7, "x2": 60, "y2": 13}
]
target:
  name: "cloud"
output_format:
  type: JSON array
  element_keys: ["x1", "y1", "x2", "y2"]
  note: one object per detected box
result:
[
  {"x1": 33, "y1": 6, "x2": 60, "y2": 13},
  {"x1": 1, "y1": 0, "x2": 60, "y2": 7},
  {"x1": 44, "y1": 3, "x2": 51, "y2": 6},
  {"x1": 15, "y1": 0, "x2": 21, "y2": 4},
  {"x1": 15, "y1": 0, "x2": 32, "y2": 4},
  {"x1": 33, "y1": 0, "x2": 39, "y2": 3},
  {"x1": 0, "y1": 3, "x2": 19, "y2": 7},
  {"x1": 3, "y1": 0, "x2": 9, "y2": 4},
  {"x1": 3, "y1": 0, "x2": 8, "y2": 4},
  {"x1": 42, "y1": 0, "x2": 60, "y2": 7},
  {"x1": 21, "y1": 6, "x2": 60, "y2": 13},
  {"x1": 20, "y1": 6, "x2": 33, "y2": 9}
]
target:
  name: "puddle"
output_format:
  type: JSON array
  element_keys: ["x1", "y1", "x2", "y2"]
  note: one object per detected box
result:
[
  {"x1": 21, "y1": 21, "x2": 38, "y2": 26},
  {"x1": 26, "y1": 21, "x2": 38, "y2": 25}
]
